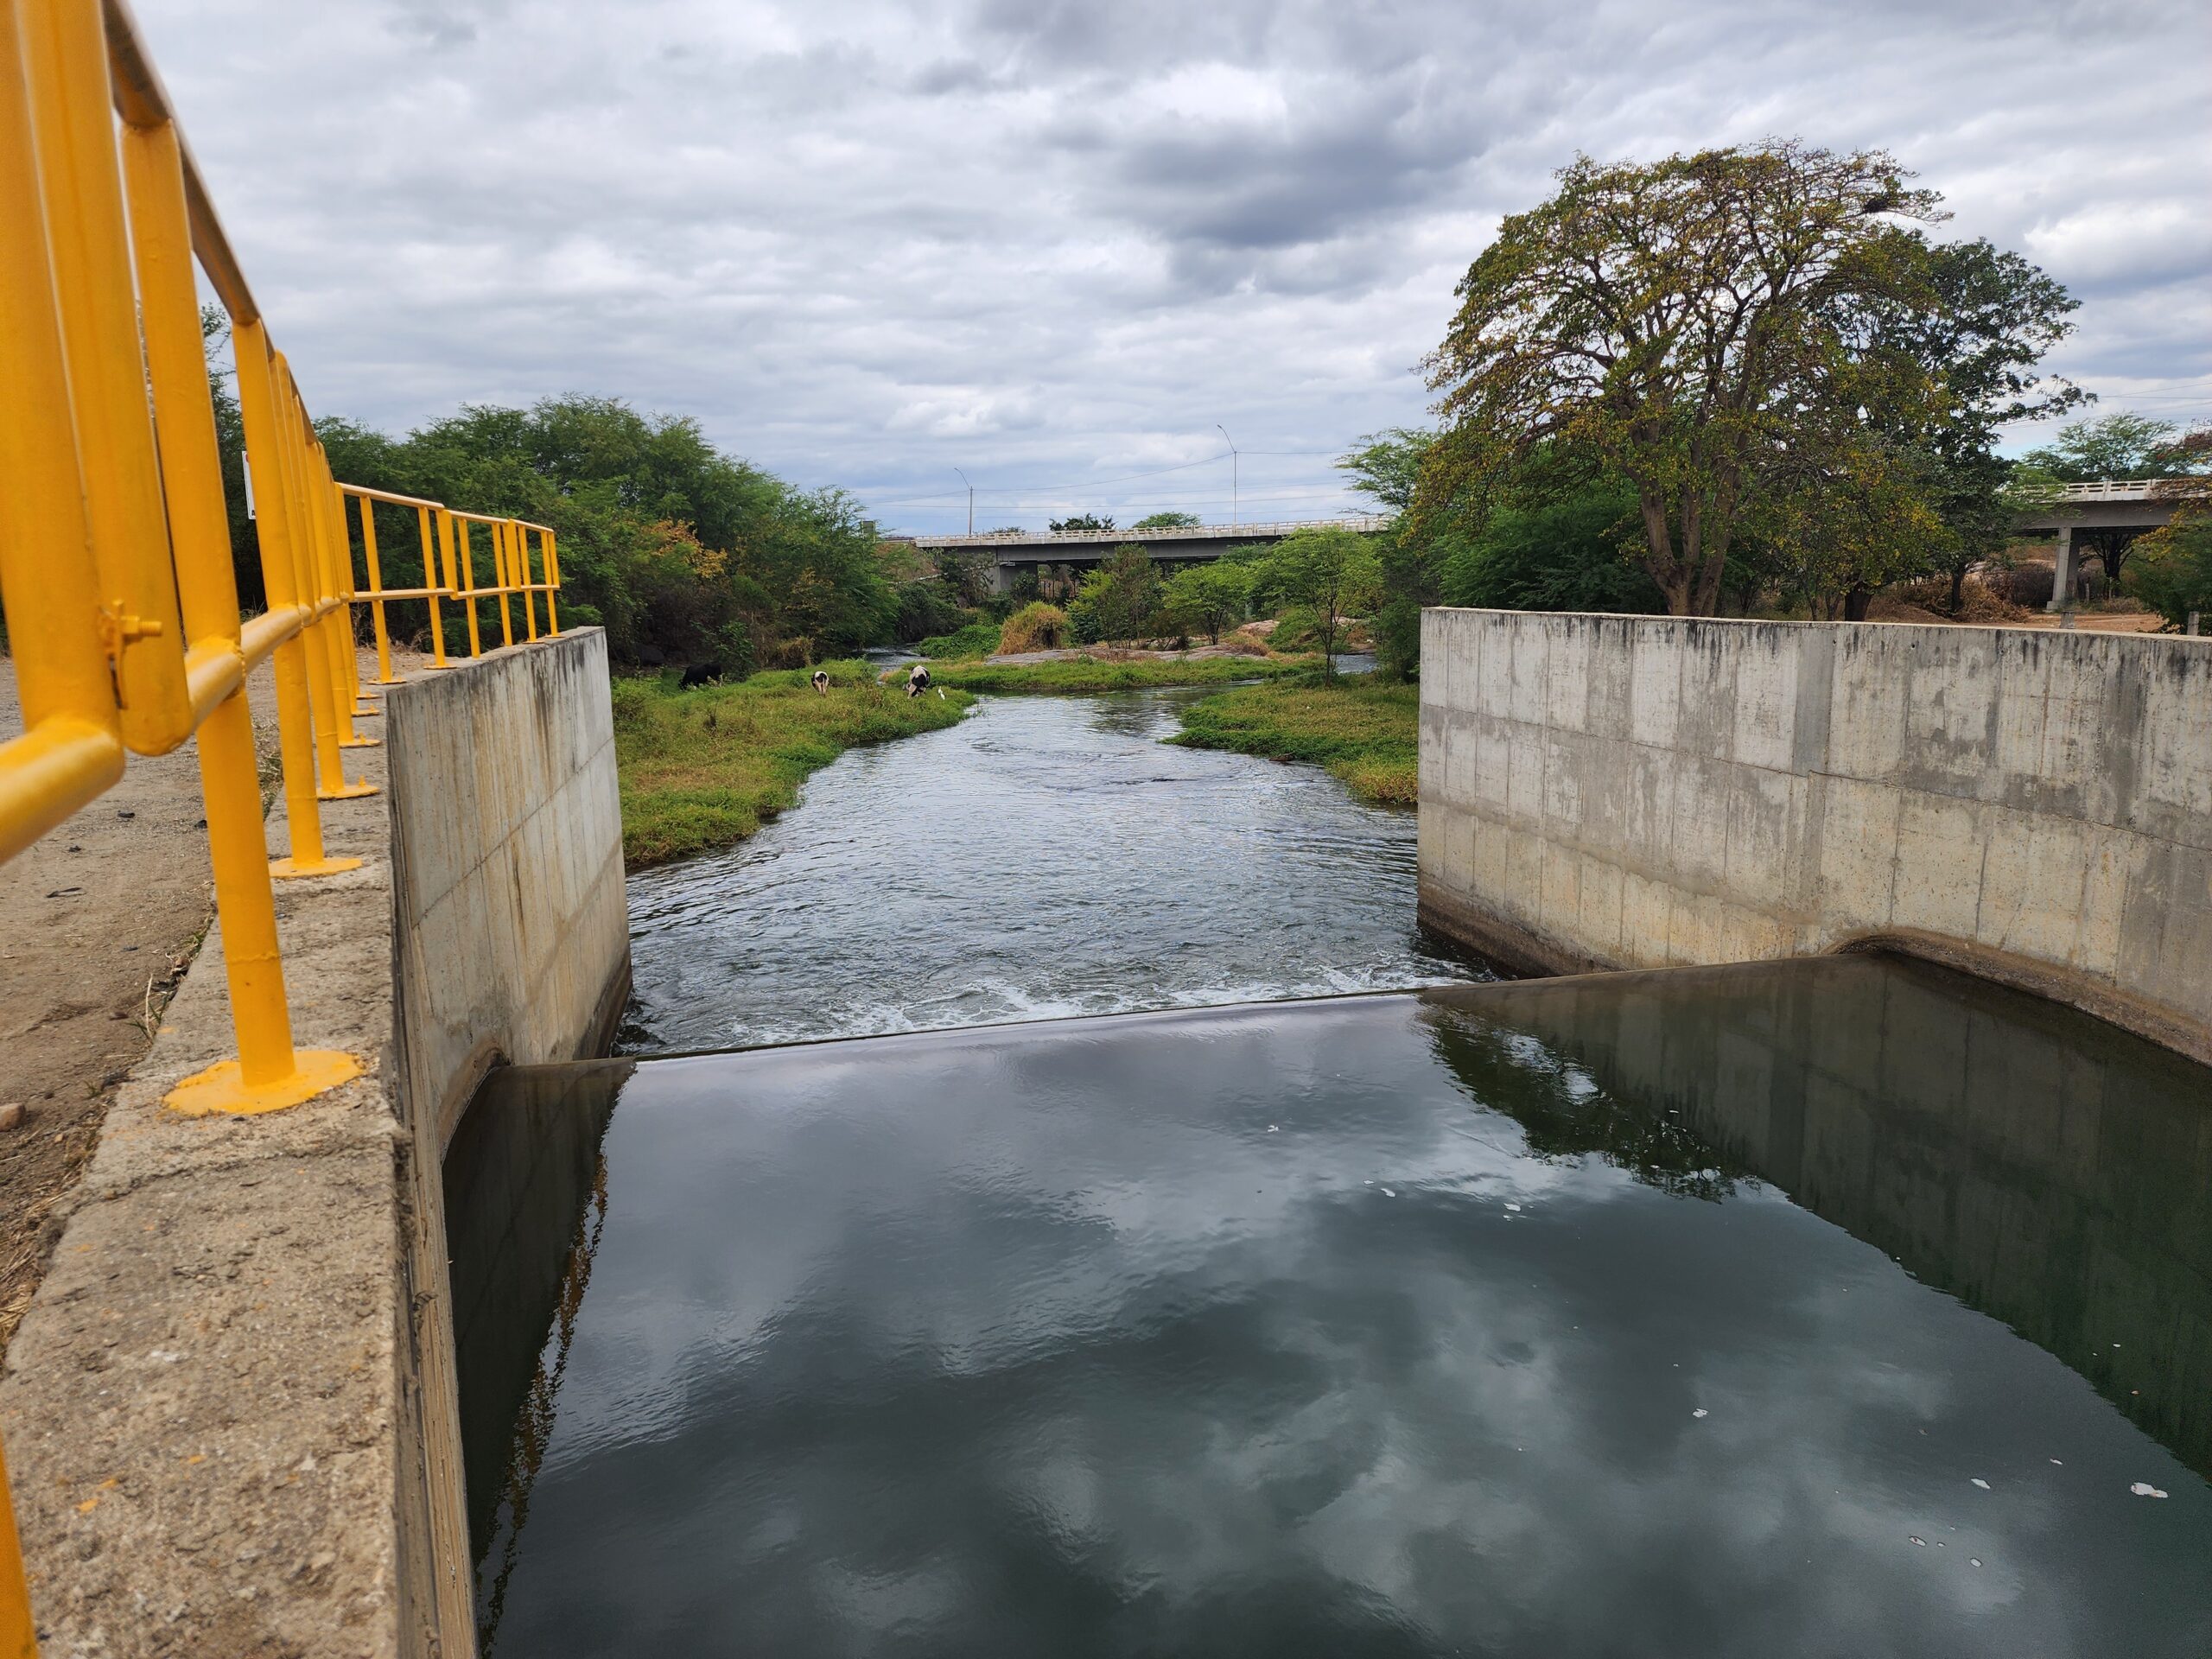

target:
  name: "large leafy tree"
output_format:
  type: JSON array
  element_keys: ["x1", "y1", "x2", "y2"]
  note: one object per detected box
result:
[
  {"x1": 1424, "y1": 142, "x2": 1942, "y2": 615},
  {"x1": 1261, "y1": 529, "x2": 1382, "y2": 678},
  {"x1": 1160, "y1": 560, "x2": 1251, "y2": 644},
  {"x1": 2020, "y1": 413, "x2": 2210, "y2": 583},
  {"x1": 1846, "y1": 238, "x2": 2083, "y2": 611}
]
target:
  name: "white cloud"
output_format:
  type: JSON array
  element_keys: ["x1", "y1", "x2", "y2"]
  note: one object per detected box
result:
[{"x1": 138, "y1": 0, "x2": 2212, "y2": 531}]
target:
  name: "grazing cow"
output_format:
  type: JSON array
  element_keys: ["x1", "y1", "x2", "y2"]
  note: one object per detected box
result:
[
  {"x1": 906, "y1": 663, "x2": 931, "y2": 698},
  {"x1": 811, "y1": 670, "x2": 830, "y2": 695},
  {"x1": 635, "y1": 644, "x2": 667, "y2": 667},
  {"x1": 678, "y1": 661, "x2": 722, "y2": 690}
]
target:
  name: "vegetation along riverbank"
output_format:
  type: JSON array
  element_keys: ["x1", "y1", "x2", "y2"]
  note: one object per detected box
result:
[
  {"x1": 614, "y1": 663, "x2": 971, "y2": 866},
  {"x1": 1172, "y1": 675, "x2": 1418, "y2": 808}
]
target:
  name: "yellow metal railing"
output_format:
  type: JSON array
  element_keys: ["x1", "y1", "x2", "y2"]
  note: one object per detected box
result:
[{"x1": 0, "y1": 6, "x2": 563, "y2": 1648}]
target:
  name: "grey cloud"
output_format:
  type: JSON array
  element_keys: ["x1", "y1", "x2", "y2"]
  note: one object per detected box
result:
[{"x1": 133, "y1": 0, "x2": 2212, "y2": 534}]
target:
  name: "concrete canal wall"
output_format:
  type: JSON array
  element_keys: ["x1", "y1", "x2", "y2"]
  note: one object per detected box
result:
[
  {"x1": 0, "y1": 630, "x2": 628, "y2": 1658},
  {"x1": 1418, "y1": 611, "x2": 2212, "y2": 1063}
]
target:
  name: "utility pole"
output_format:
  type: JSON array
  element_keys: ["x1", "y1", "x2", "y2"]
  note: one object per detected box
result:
[
  {"x1": 953, "y1": 467, "x2": 973, "y2": 536},
  {"x1": 1216, "y1": 424, "x2": 1237, "y2": 527}
]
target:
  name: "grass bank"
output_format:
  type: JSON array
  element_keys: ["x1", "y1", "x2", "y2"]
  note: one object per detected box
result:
[
  {"x1": 613, "y1": 661, "x2": 971, "y2": 866},
  {"x1": 1170, "y1": 674, "x2": 1418, "y2": 807},
  {"x1": 928, "y1": 653, "x2": 1310, "y2": 695}
]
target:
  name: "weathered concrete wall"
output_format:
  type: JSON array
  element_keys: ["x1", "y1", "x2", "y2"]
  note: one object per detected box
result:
[
  {"x1": 0, "y1": 631, "x2": 628, "y2": 1657},
  {"x1": 1417, "y1": 611, "x2": 2212, "y2": 1062},
  {"x1": 385, "y1": 629, "x2": 629, "y2": 1149},
  {"x1": 381, "y1": 628, "x2": 629, "y2": 1655}
]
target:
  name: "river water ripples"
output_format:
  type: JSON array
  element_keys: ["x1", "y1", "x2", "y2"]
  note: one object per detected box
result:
[{"x1": 623, "y1": 688, "x2": 1481, "y2": 1050}]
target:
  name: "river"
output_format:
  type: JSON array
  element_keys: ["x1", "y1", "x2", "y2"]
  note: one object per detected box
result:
[
  {"x1": 622, "y1": 687, "x2": 1479, "y2": 1052},
  {"x1": 448, "y1": 686, "x2": 2212, "y2": 1657}
]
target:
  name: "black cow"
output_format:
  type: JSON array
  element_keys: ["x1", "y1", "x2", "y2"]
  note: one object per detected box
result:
[
  {"x1": 635, "y1": 644, "x2": 667, "y2": 667},
  {"x1": 906, "y1": 663, "x2": 931, "y2": 698},
  {"x1": 811, "y1": 670, "x2": 830, "y2": 695},
  {"x1": 678, "y1": 661, "x2": 723, "y2": 690}
]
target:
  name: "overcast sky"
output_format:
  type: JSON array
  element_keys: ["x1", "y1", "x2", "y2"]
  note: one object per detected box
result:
[{"x1": 143, "y1": 0, "x2": 2211, "y2": 534}]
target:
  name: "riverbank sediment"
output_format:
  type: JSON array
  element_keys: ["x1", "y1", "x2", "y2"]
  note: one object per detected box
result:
[{"x1": 615, "y1": 663, "x2": 972, "y2": 866}]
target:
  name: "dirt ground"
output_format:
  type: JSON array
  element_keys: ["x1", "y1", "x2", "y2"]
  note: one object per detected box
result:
[{"x1": 0, "y1": 655, "x2": 385, "y2": 1355}]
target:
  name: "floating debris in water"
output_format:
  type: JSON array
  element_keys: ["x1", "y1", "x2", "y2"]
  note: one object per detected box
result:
[
  {"x1": 1266, "y1": 1125, "x2": 1278, "y2": 1133},
  {"x1": 1970, "y1": 1558, "x2": 1983, "y2": 1568},
  {"x1": 1506, "y1": 1202, "x2": 1522, "y2": 1211},
  {"x1": 1693, "y1": 1408, "x2": 1708, "y2": 1419},
  {"x1": 1971, "y1": 1478, "x2": 1991, "y2": 1491},
  {"x1": 2130, "y1": 1483, "x2": 2169, "y2": 1499},
  {"x1": 1380, "y1": 1187, "x2": 1397, "y2": 1198},
  {"x1": 2050, "y1": 1459, "x2": 2063, "y2": 1465},
  {"x1": 1910, "y1": 1536, "x2": 1927, "y2": 1547}
]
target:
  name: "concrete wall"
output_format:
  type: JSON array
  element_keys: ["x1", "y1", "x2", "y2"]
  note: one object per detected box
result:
[
  {"x1": 0, "y1": 631, "x2": 629, "y2": 1658},
  {"x1": 382, "y1": 628, "x2": 629, "y2": 1654},
  {"x1": 385, "y1": 628, "x2": 629, "y2": 1149},
  {"x1": 1417, "y1": 611, "x2": 2212, "y2": 1063}
]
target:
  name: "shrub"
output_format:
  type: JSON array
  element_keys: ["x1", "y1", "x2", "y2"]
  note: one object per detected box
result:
[
  {"x1": 1066, "y1": 545, "x2": 1161, "y2": 643},
  {"x1": 2126, "y1": 496, "x2": 2212, "y2": 628},
  {"x1": 998, "y1": 601, "x2": 1071, "y2": 654},
  {"x1": 917, "y1": 619, "x2": 1001, "y2": 659}
]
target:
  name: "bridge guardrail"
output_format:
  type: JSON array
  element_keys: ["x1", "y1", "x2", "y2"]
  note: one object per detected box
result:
[{"x1": 0, "y1": 6, "x2": 563, "y2": 1647}]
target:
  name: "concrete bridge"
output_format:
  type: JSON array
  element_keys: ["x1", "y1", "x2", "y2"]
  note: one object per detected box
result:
[
  {"x1": 2013, "y1": 480, "x2": 2194, "y2": 610},
  {"x1": 911, "y1": 514, "x2": 1389, "y2": 593}
]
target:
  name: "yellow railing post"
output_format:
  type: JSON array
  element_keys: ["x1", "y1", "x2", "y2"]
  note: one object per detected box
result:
[
  {"x1": 20, "y1": 0, "x2": 190, "y2": 760},
  {"x1": 236, "y1": 327, "x2": 366, "y2": 867},
  {"x1": 519, "y1": 523, "x2": 540, "y2": 643},
  {"x1": 117, "y1": 97, "x2": 359, "y2": 1116},
  {"x1": 543, "y1": 529, "x2": 560, "y2": 635},
  {"x1": 493, "y1": 518, "x2": 516, "y2": 648},
  {"x1": 308, "y1": 445, "x2": 374, "y2": 741},
  {"x1": 453, "y1": 515, "x2": 485, "y2": 658},
  {"x1": 418, "y1": 504, "x2": 455, "y2": 668},
  {"x1": 0, "y1": 0, "x2": 124, "y2": 873},
  {"x1": 358, "y1": 493, "x2": 397, "y2": 684},
  {"x1": 0, "y1": 1431, "x2": 33, "y2": 1659}
]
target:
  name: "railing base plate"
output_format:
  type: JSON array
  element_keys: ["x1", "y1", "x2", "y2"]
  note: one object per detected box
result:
[
  {"x1": 270, "y1": 855, "x2": 365, "y2": 880},
  {"x1": 164, "y1": 1048, "x2": 364, "y2": 1116},
  {"x1": 316, "y1": 779, "x2": 379, "y2": 800}
]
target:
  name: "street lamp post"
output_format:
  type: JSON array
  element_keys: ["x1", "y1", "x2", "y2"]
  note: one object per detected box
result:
[
  {"x1": 1216, "y1": 424, "x2": 1238, "y2": 527},
  {"x1": 953, "y1": 467, "x2": 974, "y2": 536}
]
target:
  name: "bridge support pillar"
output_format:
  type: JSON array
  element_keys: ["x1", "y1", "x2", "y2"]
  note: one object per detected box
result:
[{"x1": 2047, "y1": 524, "x2": 2076, "y2": 613}]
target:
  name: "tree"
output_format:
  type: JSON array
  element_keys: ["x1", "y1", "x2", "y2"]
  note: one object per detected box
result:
[
  {"x1": 1132, "y1": 511, "x2": 1201, "y2": 530},
  {"x1": 1066, "y1": 545, "x2": 1161, "y2": 643},
  {"x1": 1851, "y1": 238, "x2": 2083, "y2": 611},
  {"x1": 1338, "y1": 429, "x2": 1439, "y2": 680},
  {"x1": 1051, "y1": 512, "x2": 1116, "y2": 534},
  {"x1": 2021, "y1": 413, "x2": 2196, "y2": 481},
  {"x1": 1338, "y1": 429, "x2": 1434, "y2": 512},
  {"x1": 2124, "y1": 488, "x2": 2212, "y2": 629},
  {"x1": 1160, "y1": 560, "x2": 1252, "y2": 644},
  {"x1": 1261, "y1": 529, "x2": 1381, "y2": 677},
  {"x1": 1440, "y1": 478, "x2": 1665, "y2": 613},
  {"x1": 1424, "y1": 141, "x2": 1943, "y2": 615},
  {"x1": 2123, "y1": 429, "x2": 2212, "y2": 628},
  {"x1": 2021, "y1": 413, "x2": 2211, "y2": 583}
]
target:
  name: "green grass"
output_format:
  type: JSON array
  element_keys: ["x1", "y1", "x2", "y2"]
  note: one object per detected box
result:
[
  {"x1": 928, "y1": 653, "x2": 1310, "y2": 694},
  {"x1": 613, "y1": 660, "x2": 971, "y2": 866},
  {"x1": 1169, "y1": 673, "x2": 1419, "y2": 807}
]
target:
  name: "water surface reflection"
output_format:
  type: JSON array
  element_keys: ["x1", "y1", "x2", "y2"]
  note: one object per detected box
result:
[{"x1": 451, "y1": 955, "x2": 2212, "y2": 1656}]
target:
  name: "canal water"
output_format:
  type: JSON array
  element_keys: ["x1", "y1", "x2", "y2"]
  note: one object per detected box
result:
[
  {"x1": 451, "y1": 690, "x2": 2212, "y2": 1656},
  {"x1": 621, "y1": 688, "x2": 1478, "y2": 1051}
]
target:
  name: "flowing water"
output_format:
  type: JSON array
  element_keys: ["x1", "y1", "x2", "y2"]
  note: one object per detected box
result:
[
  {"x1": 452, "y1": 690, "x2": 2212, "y2": 1656},
  {"x1": 622, "y1": 689, "x2": 1478, "y2": 1051}
]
